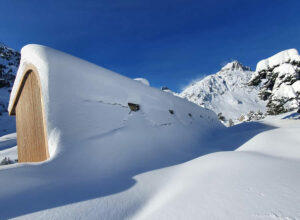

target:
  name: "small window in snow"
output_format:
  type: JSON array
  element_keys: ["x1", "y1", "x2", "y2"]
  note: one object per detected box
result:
[{"x1": 128, "y1": 103, "x2": 140, "y2": 112}]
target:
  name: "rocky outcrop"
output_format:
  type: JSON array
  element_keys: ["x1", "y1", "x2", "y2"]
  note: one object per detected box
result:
[
  {"x1": 249, "y1": 49, "x2": 300, "y2": 115},
  {"x1": 0, "y1": 43, "x2": 20, "y2": 87},
  {"x1": 0, "y1": 43, "x2": 20, "y2": 136}
]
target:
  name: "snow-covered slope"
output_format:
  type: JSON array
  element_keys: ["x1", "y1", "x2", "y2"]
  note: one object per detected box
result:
[
  {"x1": 0, "y1": 133, "x2": 17, "y2": 164},
  {"x1": 249, "y1": 49, "x2": 300, "y2": 114},
  {"x1": 180, "y1": 61, "x2": 266, "y2": 124},
  {"x1": 0, "y1": 43, "x2": 20, "y2": 136},
  {"x1": 131, "y1": 112, "x2": 300, "y2": 220},
  {"x1": 4, "y1": 111, "x2": 300, "y2": 220}
]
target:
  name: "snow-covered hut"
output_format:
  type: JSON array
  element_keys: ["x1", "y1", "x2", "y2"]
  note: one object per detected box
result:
[{"x1": 7, "y1": 44, "x2": 221, "y2": 164}]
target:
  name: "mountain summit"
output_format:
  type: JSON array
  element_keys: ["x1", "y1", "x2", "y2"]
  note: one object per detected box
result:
[{"x1": 220, "y1": 60, "x2": 251, "y2": 72}]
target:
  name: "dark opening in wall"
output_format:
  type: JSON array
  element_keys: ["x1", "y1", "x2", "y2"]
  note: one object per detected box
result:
[
  {"x1": 128, "y1": 103, "x2": 140, "y2": 111},
  {"x1": 169, "y1": 110, "x2": 174, "y2": 114}
]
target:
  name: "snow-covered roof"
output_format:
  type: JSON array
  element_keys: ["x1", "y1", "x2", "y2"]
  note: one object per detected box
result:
[
  {"x1": 256, "y1": 49, "x2": 300, "y2": 72},
  {"x1": 8, "y1": 44, "x2": 222, "y2": 158}
]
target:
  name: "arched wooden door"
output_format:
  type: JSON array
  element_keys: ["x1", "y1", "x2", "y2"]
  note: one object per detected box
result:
[{"x1": 15, "y1": 70, "x2": 49, "y2": 162}]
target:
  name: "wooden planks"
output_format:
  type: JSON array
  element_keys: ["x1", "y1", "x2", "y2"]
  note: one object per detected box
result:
[{"x1": 15, "y1": 70, "x2": 49, "y2": 162}]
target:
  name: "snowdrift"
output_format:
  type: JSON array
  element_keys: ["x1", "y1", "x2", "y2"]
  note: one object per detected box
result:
[{"x1": 0, "y1": 44, "x2": 224, "y2": 219}]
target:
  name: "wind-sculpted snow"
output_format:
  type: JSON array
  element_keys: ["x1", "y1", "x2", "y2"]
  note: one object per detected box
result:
[{"x1": 2, "y1": 111, "x2": 299, "y2": 220}]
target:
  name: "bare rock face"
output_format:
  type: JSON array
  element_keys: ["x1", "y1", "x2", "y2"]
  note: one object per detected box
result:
[{"x1": 249, "y1": 49, "x2": 300, "y2": 115}]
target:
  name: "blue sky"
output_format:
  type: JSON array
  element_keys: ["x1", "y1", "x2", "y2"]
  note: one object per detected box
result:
[{"x1": 1, "y1": 0, "x2": 300, "y2": 92}]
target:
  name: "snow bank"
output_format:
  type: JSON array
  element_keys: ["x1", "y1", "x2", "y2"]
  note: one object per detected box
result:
[
  {"x1": 256, "y1": 49, "x2": 300, "y2": 72},
  {"x1": 15, "y1": 112, "x2": 297, "y2": 220},
  {"x1": 0, "y1": 133, "x2": 16, "y2": 151},
  {"x1": 130, "y1": 112, "x2": 300, "y2": 220},
  {"x1": 132, "y1": 151, "x2": 300, "y2": 220},
  {"x1": 0, "y1": 44, "x2": 224, "y2": 219},
  {"x1": 238, "y1": 111, "x2": 300, "y2": 160}
]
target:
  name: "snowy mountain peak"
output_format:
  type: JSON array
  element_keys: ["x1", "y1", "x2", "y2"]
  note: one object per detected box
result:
[
  {"x1": 220, "y1": 60, "x2": 251, "y2": 72},
  {"x1": 180, "y1": 60, "x2": 266, "y2": 125}
]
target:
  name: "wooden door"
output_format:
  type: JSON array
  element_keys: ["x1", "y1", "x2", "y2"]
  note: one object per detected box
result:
[{"x1": 15, "y1": 70, "x2": 49, "y2": 162}]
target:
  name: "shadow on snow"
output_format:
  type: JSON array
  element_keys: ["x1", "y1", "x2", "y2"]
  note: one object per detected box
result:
[{"x1": 0, "y1": 120, "x2": 276, "y2": 219}]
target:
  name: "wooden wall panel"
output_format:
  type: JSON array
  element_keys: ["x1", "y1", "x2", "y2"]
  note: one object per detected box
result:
[{"x1": 15, "y1": 70, "x2": 49, "y2": 162}]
